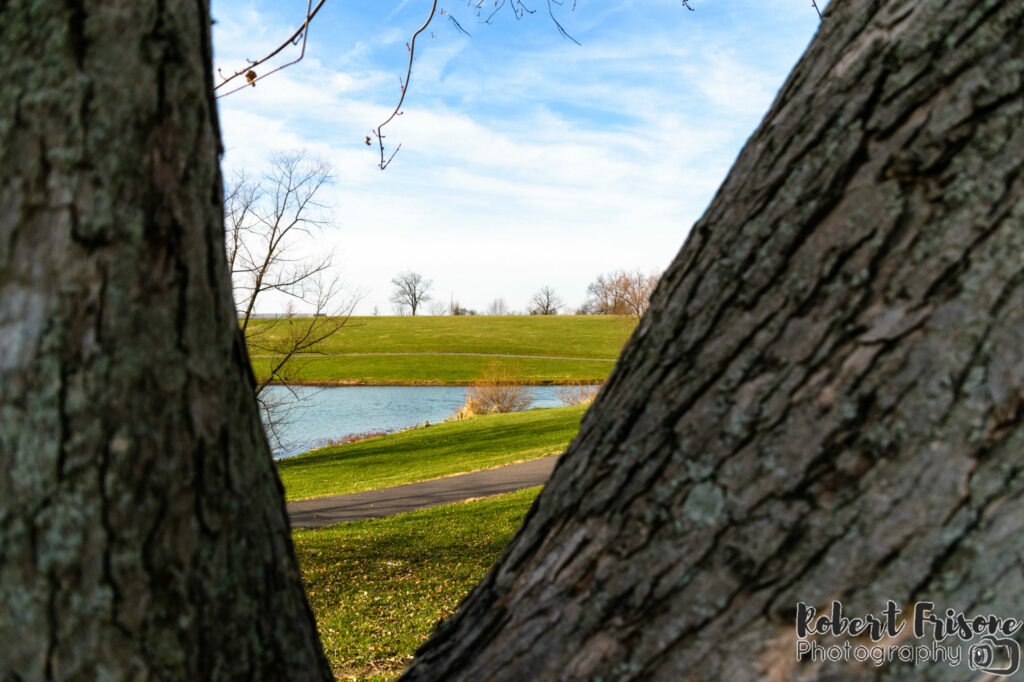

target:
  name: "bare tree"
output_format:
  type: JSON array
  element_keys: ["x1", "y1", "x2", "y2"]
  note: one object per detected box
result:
[
  {"x1": 428, "y1": 301, "x2": 449, "y2": 316},
  {"x1": 390, "y1": 271, "x2": 433, "y2": 315},
  {"x1": 228, "y1": 151, "x2": 333, "y2": 331},
  {"x1": 582, "y1": 269, "x2": 660, "y2": 317},
  {"x1": 487, "y1": 298, "x2": 511, "y2": 315},
  {"x1": 226, "y1": 151, "x2": 357, "y2": 447},
  {"x1": 620, "y1": 270, "x2": 659, "y2": 317},
  {"x1": 580, "y1": 272, "x2": 620, "y2": 314},
  {"x1": 529, "y1": 286, "x2": 564, "y2": 315}
]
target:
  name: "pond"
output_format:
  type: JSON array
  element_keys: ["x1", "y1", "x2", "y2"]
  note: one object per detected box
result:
[{"x1": 262, "y1": 385, "x2": 594, "y2": 458}]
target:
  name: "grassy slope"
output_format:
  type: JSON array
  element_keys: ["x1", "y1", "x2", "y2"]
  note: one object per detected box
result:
[
  {"x1": 252, "y1": 354, "x2": 614, "y2": 385},
  {"x1": 248, "y1": 315, "x2": 633, "y2": 357},
  {"x1": 295, "y1": 487, "x2": 540, "y2": 681},
  {"x1": 248, "y1": 315, "x2": 632, "y2": 384},
  {"x1": 278, "y1": 404, "x2": 586, "y2": 501}
]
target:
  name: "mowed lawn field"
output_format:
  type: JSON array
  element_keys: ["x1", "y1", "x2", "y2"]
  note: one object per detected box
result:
[
  {"x1": 286, "y1": 406, "x2": 587, "y2": 677},
  {"x1": 248, "y1": 315, "x2": 633, "y2": 384},
  {"x1": 278, "y1": 404, "x2": 586, "y2": 501},
  {"x1": 251, "y1": 354, "x2": 614, "y2": 386},
  {"x1": 295, "y1": 488, "x2": 541, "y2": 680}
]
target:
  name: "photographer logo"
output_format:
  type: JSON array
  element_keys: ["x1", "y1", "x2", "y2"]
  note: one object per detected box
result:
[{"x1": 795, "y1": 601, "x2": 1022, "y2": 676}]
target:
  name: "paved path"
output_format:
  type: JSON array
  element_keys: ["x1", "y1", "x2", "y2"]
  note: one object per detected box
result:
[
  {"x1": 251, "y1": 352, "x2": 616, "y2": 362},
  {"x1": 287, "y1": 455, "x2": 560, "y2": 528}
]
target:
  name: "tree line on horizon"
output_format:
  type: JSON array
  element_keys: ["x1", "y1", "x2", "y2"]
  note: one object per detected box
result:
[
  {"x1": 223, "y1": 149, "x2": 661, "y2": 323},
  {"x1": 388, "y1": 269, "x2": 662, "y2": 318}
]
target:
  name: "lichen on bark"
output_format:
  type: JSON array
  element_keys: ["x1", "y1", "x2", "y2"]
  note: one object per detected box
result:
[
  {"x1": 402, "y1": 0, "x2": 1024, "y2": 679},
  {"x1": 0, "y1": 1, "x2": 331, "y2": 679}
]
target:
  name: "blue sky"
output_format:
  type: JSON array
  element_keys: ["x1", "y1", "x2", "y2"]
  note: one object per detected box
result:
[{"x1": 211, "y1": 0, "x2": 826, "y2": 315}]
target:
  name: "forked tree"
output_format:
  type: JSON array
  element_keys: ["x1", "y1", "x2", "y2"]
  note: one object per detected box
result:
[
  {"x1": 402, "y1": 1, "x2": 1024, "y2": 679},
  {"x1": 1, "y1": 1, "x2": 1021, "y2": 681}
]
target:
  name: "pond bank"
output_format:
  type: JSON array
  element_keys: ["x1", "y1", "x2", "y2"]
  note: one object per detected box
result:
[
  {"x1": 263, "y1": 378, "x2": 607, "y2": 387},
  {"x1": 264, "y1": 384, "x2": 595, "y2": 458}
]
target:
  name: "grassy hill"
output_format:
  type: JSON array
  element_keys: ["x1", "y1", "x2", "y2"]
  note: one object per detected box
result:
[
  {"x1": 249, "y1": 315, "x2": 633, "y2": 385},
  {"x1": 278, "y1": 404, "x2": 586, "y2": 501},
  {"x1": 248, "y1": 314, "x2": 633, "y2": 357}
]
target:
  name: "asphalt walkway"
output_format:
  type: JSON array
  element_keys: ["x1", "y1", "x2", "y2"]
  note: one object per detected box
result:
[{"x1": 287, "y1": 455, "x2": 559, "y2": 528}]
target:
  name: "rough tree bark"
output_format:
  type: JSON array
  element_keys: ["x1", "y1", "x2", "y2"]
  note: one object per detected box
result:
[
  {"x1": 404, "y1": 0, "x2": 1024, "y2": 679},
  {"x1": 0, "y1": 2, "x2": 330, "y2": 680}
]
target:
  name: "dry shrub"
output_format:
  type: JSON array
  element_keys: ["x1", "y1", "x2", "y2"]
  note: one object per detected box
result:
[
  {"x1": 454, "y1": 364, "x2": 533, "y2": 419},
  {"x1": 554, "y1": 383, "x2": 600, "y2": 406},
  {"x1": 323, "y1": 429, "x2": 393, "y2": 447}
]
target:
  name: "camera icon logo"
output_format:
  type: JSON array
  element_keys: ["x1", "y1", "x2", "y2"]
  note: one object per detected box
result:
[{"x1": 968, "y1": 636, "x2": 1021, "y2": 676}]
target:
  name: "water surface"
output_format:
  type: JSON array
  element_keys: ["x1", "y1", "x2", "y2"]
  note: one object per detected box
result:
[{"x1": 263, "y1": 385, "x2": 590, "y2": 458}]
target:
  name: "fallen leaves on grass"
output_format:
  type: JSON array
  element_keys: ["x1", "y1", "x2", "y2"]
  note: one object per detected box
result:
[{"x1": 294, "y1": 488, "x2": 542, "y2": 680}]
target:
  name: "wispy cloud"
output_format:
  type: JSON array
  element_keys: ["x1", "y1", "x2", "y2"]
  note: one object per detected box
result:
[{"x1": 211, "y1": 0, "x2": 822, "y2": 314}]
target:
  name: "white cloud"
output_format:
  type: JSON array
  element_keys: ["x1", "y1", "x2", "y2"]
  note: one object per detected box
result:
[
  {"x1": 683, "y1": 51, "x2": 780, "y2": 117},
  {"x1": 213, "y1": 0, "x2": 821, "y2": 314}
]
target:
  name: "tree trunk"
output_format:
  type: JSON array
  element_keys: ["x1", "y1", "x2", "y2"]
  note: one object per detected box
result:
[
  {"x1": 404, "y1": 0, "x2": 1024, "y2": 679},
  {"x1": 0, "y1": 2, "x2": 330, "y2": 680}
]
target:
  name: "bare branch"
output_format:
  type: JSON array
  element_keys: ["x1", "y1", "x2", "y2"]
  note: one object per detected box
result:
[
  {"x1": 216, "y1": 0, "x2": 584, "y2": 167},
  {"x1": 215, "y1": 0, "x2": 325, "y2": 97},
  {"x1": 479, "y1": 0, "x2": 537, "y2": 25},
  {"x1": 223, "y1": 151, "x2": 360, "y2": 449},
  {"x1": 545, "y1": 0, "x2": 580, "y2": 45},
  {"x1": 444, "y1": 11, "x2": 472, "y2": 37},
  {"x1": 224, "y1": 171, "x2": 261, "y2": 276},
  {"x1": 251, "y1": 275, "x2": 358, "y2": 395},
  {"x1": 229, "y1": 152, "x2": 335, "y2": 335},
  {"x1": 373, "y1": 0, "x2": 440, "y2": 170}
]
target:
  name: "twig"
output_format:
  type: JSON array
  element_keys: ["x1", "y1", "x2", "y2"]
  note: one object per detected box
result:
[
  {"x1": 215, "y1": 0, "x2": 323, "y2": 98},
  {"x1": 373, "y1": 0, "x2": 440, "y2": 170},
  {"x1": 480, "y1": 0, "x2": 536, "y2": 24},
  {"x1": 546, "y1": 0, "x2": 580, "y2": 44}
]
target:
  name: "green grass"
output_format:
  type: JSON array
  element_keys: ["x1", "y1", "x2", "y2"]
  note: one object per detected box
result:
[
  {"x1": 248, "y1": 315, "x2": 633, "y2": 358},
  {"x1": 278, "y1": 404, "x2": 585, "y2": 501},
  {"x1": 295, "y1": 487, "x2": 540, "y2": 681},
  {"x1": 248, "y1": 315, "x2": 633, "y2": 384},
  {"x1": 252, "y1": 354, "x2": 614, "y2": 385}
]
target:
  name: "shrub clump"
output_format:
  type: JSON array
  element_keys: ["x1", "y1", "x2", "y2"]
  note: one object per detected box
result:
[
  {"x1": 453, "y1": 364, "x2": 533, "y2": 419},
  {"x1": 554, "y1": 383, "x2": 600, "y2": 406}
]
